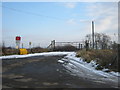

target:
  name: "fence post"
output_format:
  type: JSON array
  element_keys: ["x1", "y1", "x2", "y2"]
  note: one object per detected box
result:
[
  {"x1": 53, "y1": 40, "x2": 55, "y2": 50},
  {"x1": 95, "y1": 41, "x2": 98, "y2": 49},
  {"x1": 81, "y1": 44, "x2": 83, "y2": 50},
  {"x1": 85, "y1": 40, "x2": 89, "y2": 51},
  {"x1": 51, "y1": 41, "x2": 53, "y2": 49},
  {"x1": 79, "y1": 43, "x2": 80, "y2": 50}
]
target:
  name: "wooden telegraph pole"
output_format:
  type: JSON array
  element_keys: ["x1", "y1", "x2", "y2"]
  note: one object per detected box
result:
[{"x1": 92, "y1": 21, "x2": 95, "y2": 49}]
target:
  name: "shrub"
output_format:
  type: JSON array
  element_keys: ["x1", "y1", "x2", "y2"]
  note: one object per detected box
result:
[{"x1": 54, "y1": 45, "x2": 77, "y2": 51}]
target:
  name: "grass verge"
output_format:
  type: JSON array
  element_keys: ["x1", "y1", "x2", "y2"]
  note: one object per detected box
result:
[{"x1": 76, "y1": 49, "x2": 118, "y2": 72}]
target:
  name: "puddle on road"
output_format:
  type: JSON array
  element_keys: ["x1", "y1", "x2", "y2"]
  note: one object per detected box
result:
[
  {"x1": 14, "y1": 78, "x2": 32, "y2": 82},
  {"x1": 43, "y1": 82, "x2": 58, "y2": 86},
  {"x1": 3, "y1": 74, "x2": 24, "y2": 79},
  {"x1": 93, "y1": 80, "x2": 106, "y2": 84}
]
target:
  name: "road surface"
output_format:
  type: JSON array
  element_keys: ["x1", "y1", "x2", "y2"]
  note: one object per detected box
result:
[{"x1": 2, "y1": 55, "x2": 119, "y2": 88}]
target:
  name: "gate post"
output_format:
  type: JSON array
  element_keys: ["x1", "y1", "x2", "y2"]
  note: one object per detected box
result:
[
  {"x1": 53, "y1": 40, "x2": 55, "y2": 50},
  {"x1": 51, "y1": 40, "x2": 55, "y2": 50}
]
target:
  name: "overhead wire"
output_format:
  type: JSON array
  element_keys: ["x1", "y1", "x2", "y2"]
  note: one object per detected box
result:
[
  {"x1": 1, "y1": 5, "x2": 67, "y2": 21},
  {"x1": 1, "y1": 5, "x2": 91, "y2": 23}
]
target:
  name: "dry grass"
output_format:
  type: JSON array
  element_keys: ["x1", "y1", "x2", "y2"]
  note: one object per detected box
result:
[
  {"x1": 1, "y1": 47, "x2": 50, "y2": 56},
  {"x1": 29, "y1": 48, "x2": 50, "y2": 53},
  {"x1": 76, "y1": 49, "x2": 118, "y2": 72},
  {"x1": 2, "y1": 48, "x2": 19, "y2": 56}
]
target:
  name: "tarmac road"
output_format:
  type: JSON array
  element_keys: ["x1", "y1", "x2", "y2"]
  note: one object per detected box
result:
[{"x1": 2, "y1": 55, "x2": 119, "y2": 89}]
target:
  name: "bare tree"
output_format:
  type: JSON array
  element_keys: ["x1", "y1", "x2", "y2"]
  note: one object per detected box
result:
[{"x1": 85, "y1": 33, "x2": 111, "y2": 49}]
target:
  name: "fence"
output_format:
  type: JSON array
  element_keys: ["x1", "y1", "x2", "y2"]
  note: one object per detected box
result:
[{"x1": 47, "y1": 40, "x2": 85, "y2": 50}]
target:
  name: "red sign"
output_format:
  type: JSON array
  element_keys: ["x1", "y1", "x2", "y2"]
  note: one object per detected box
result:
[{"x1": 16, "y1": 36, "x2": 21, "y2": 41}]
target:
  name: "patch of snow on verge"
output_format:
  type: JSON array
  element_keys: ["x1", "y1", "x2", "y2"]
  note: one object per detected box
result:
[
  {"x1": 58, "y1": 52, "x2": 120, "y2": 78},
  {"x1": 0, "y1": 52, "x2": 74, "y2": 59}
]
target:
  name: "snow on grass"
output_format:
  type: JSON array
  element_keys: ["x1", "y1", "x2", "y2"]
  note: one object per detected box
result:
[
  {"x1": 0, "y1": 52, "x2": 74, "y2": 59},
  {"x1": 58, "y1": 52, "x2": 120, "y2": 78}
]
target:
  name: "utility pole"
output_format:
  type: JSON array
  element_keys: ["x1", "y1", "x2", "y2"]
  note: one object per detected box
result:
[{"x1": 92, "y1": 21, "x2": 95, "y2": 49}]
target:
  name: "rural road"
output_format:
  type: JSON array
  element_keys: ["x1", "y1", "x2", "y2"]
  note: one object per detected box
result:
[{"x1": 2, "y1": 55, "x2": 119, "y2": 89}]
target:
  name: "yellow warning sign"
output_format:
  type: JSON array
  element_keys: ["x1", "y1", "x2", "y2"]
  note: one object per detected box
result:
[{"x1": 19, "y1": 48, "x2": 28, "y2": 55}]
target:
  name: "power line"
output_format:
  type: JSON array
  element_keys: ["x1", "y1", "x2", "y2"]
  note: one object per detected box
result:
[
  {"x1": 1, "y1": 5, "x2": 93, "y2": 23},
  {"x1": 1, "y1": 5, "x2": 67, "y2": 21}
]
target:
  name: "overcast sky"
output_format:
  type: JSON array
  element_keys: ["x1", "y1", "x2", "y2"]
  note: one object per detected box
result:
[{"x1": 2, "y1": 2, "x2": 118, "y2": 48}]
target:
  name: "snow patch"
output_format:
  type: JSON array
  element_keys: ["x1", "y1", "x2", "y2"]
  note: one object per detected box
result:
[
  {"x1": 58, "y1": 60, "x2": 64, "y2": 63},
  {"x1": 58, "y1": 52, "x2": 120, "y2": 78},
  {"x1": 0, "y1": 52, "x2": 73, "y2": 59}
]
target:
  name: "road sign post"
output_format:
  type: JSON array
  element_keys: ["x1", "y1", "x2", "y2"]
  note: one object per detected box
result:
[
  {"x1": 29, "y1": 42, "x2": 32, "y2": 53},
  {"x1": 15, "y1": 36, "x2": 21, "y2": 49}
]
